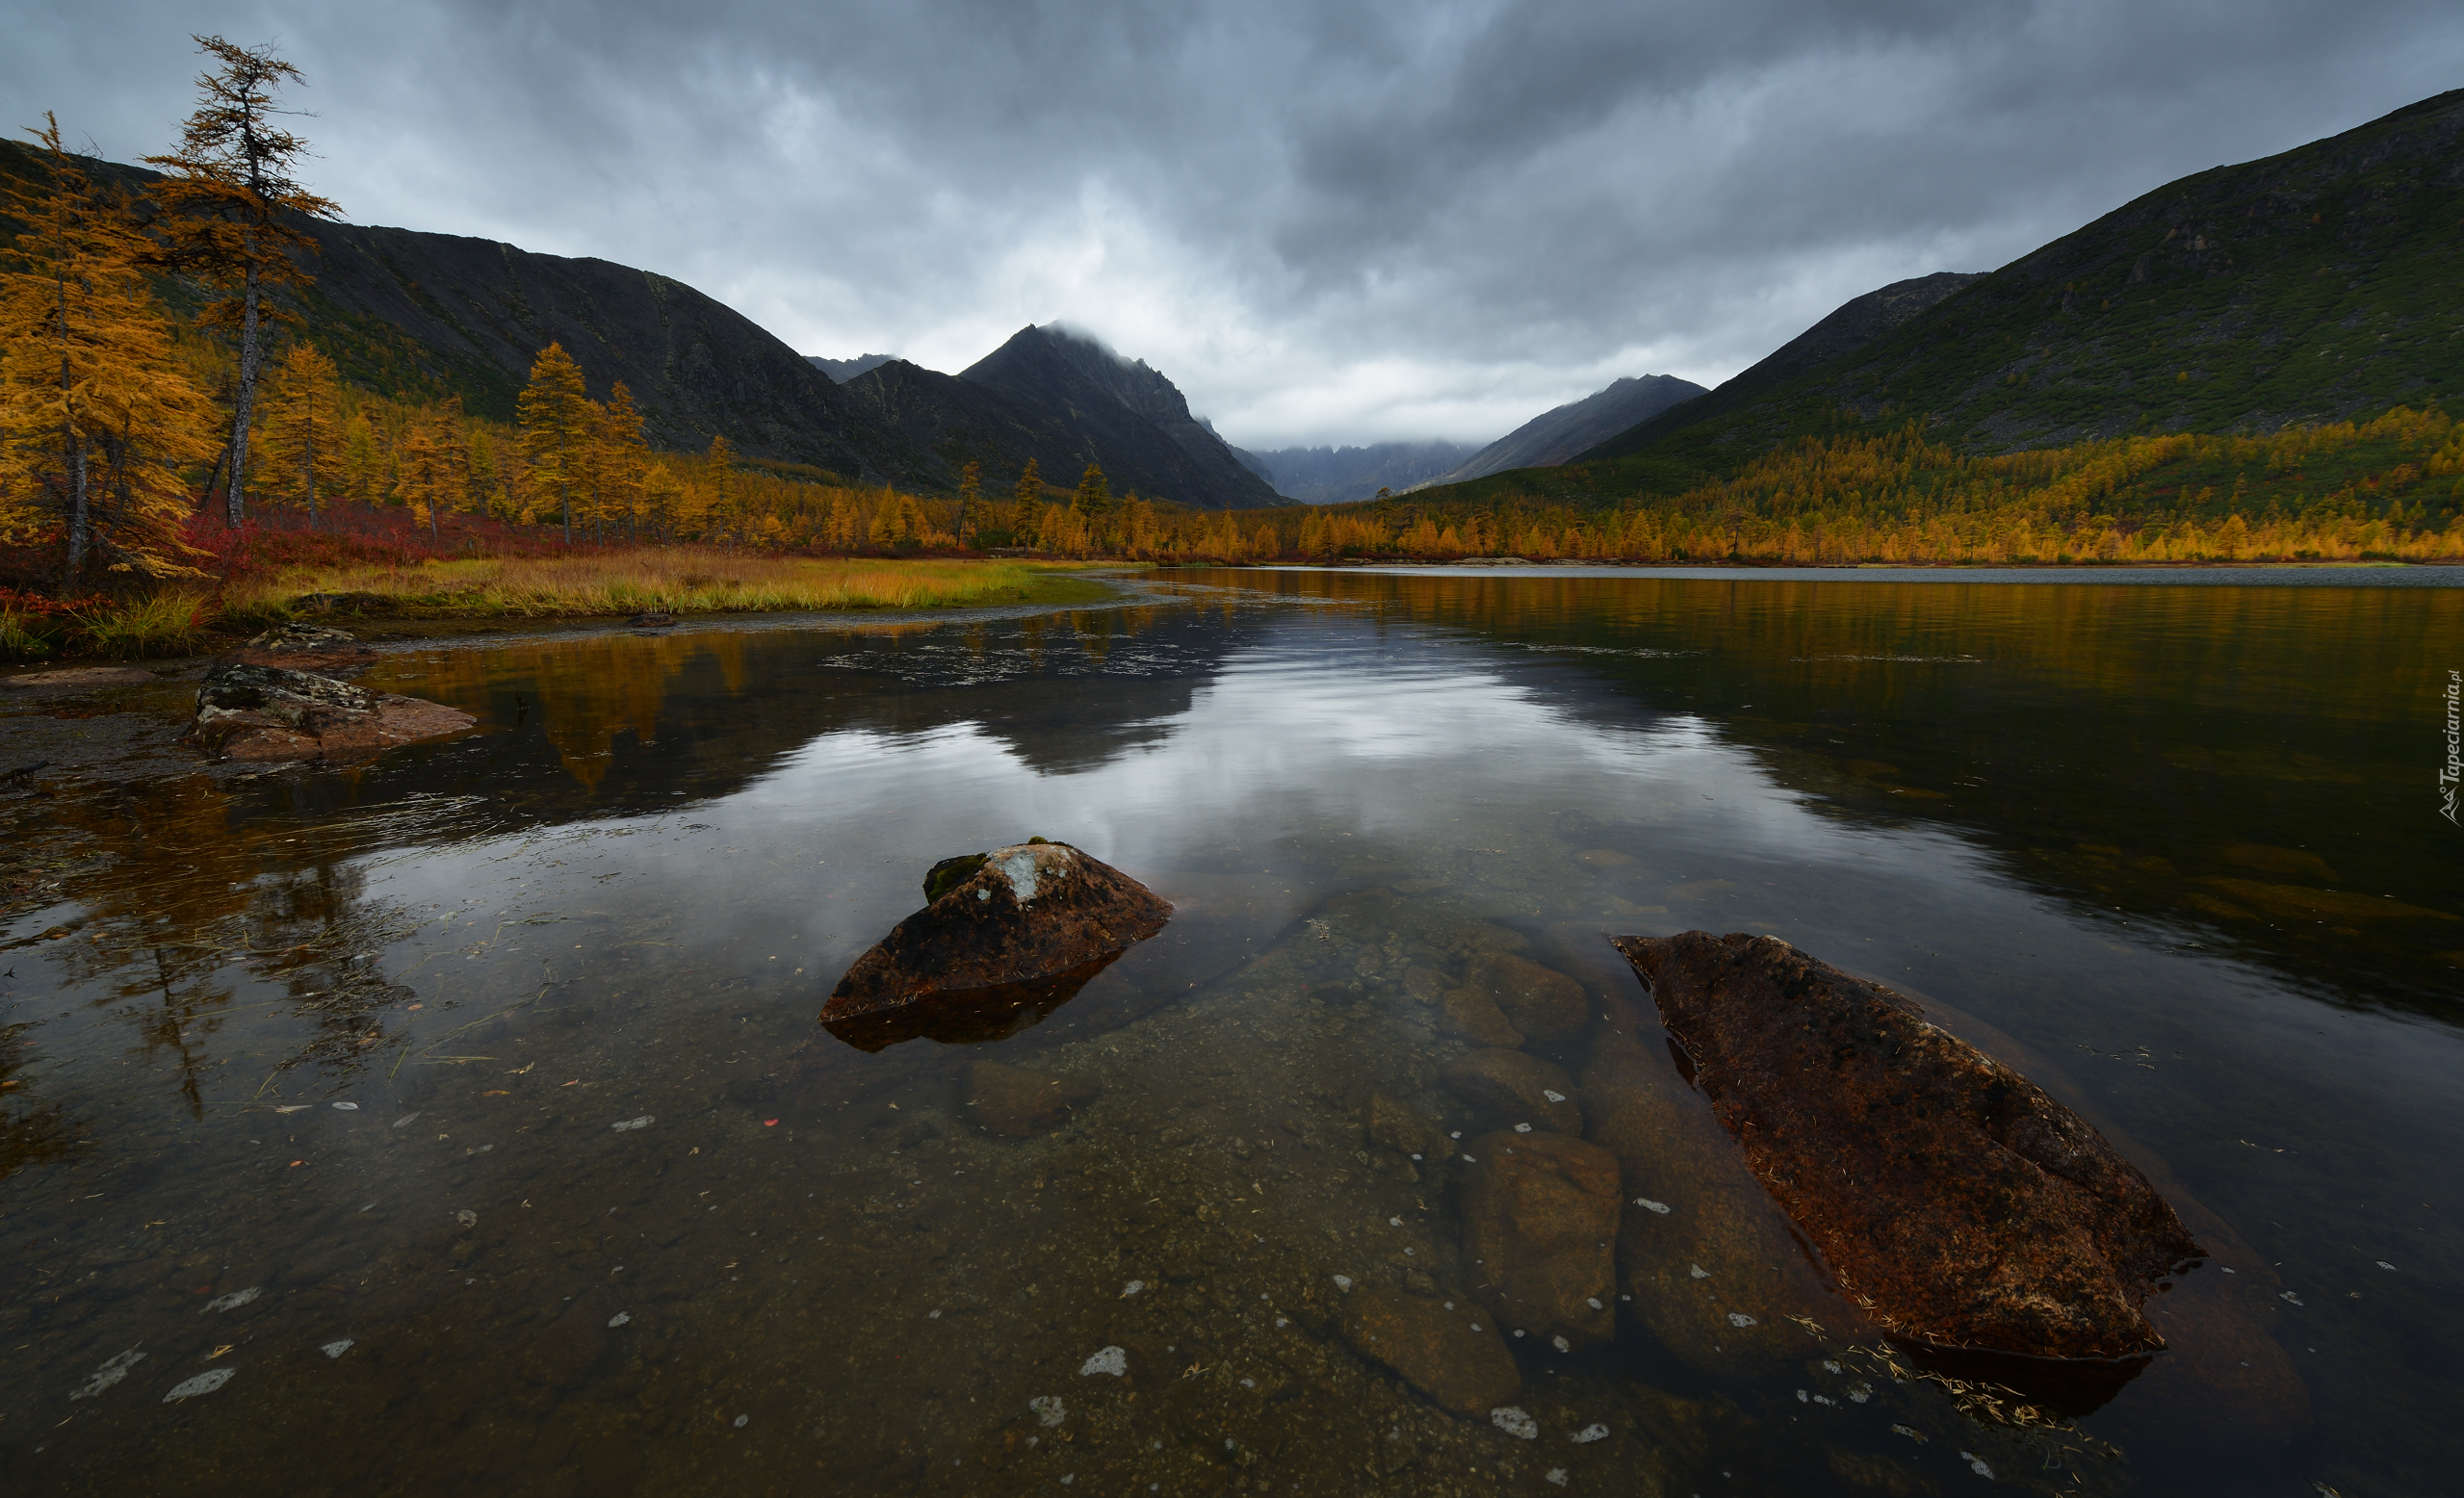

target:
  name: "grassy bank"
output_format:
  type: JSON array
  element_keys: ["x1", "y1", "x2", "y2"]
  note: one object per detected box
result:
[
  {"x1": 220, "y1": 552, "x2": 1127, "y2": 626},
  {"x1": 1, "y1": 554, "x2": 1131, "y2": 665}
]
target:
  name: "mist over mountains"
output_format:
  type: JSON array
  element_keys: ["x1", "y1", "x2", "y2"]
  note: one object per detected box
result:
[{"x1": 1238, "y1": 442, "x2": 1481, "y2": 505}]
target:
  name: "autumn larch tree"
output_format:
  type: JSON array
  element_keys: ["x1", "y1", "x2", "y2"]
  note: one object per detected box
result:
[
  {"x1": 268, "y1": 341, "x2": 342, "y2": 527},
  {"x1": 143, "y1": 36, "x2": 338, "y2": 529},
  {"x1": 599, "y1": 382, "x2": 648, "y2": 543},
  {"x1": 517, "y1": 342, "x2": 591, "y2": 543},
  {"x1": 955, "y1": 460, "x2": 981, "y2": 547},
  {"x1": 707, "y1": 433, "x2": 737, "y2": 547},
  {"x1": 0, "y1": 116, "x2": 217, "y2": 591}
]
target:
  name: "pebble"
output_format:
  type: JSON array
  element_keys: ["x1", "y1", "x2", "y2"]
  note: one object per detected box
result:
[
  {"x1": 393, "y1": 1113, "x2": 420, "y2": 1128},
  {"x1": 607, "y1": 1312, "x2": 631, "y2": 1328},
  {"x1": 1571, "y1": 1424, "x2": 1609, "y2": 1444},
  {"x1": 163, "y1": 1368, "x2": 235, "y2": 1403},
  {"x1": 1490, "y1": 1407, "x2": 1539, "y2": 1439},
  {"x1": 321, "y1": 1339, "x2": 354, "y2": 1358},
  {"x1": 200, "y1": 1287, "x2": 260, "y2": 1314},
  {"x1": 1120, "y1": 1279, "x2": 1145, "y2": 1298},
  {"x1": 1030, "y1": 1396, "x2": 1067, "y2": 1427},
  {"x1": 332, "y1": 1101, "x2": 359, "y2": 1111},
  {"x1": 1334, "y1": 1276, "x2": 1353, "y2": 1291},
  {"x1": 455, "y1": 1209, "x2": 478, "y2": 1227},
  {"x1": 1959, "y1": 1450, "x2": 1993, "y2": 1477},
  {"x1": 611, "y1": 1116, "x2": 655, "y2": 1131},
  {"x1": 69, "y1": 1349, "x2": 144, "y2": 1400},
  {"x1": 1635, "y1": 1198, "x2": 1671, "y2": 1214},
  {"x1": 1726, "y1": 1312, "x2": 1757, "y2": 1328},
  {"x1": 1545, "y1": 1470, "x2": 1569, "y2": 1487},
  {"x1": 1080, "y1": 1346, "x2": 1128, "y2": 1377},
  {"x1": 734, "y1": 1414, "x2": 748, "y2": 1428}
]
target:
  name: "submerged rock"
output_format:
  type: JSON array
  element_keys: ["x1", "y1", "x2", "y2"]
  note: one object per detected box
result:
[
  {"x1": 189, "y1": 661, "x2": 474, "y2": 763},
  {"x1": 1462, "y1": 953, "x2": 1590, "y2": 1046},
  {"x1": 1441, "y1": 1049, "x2": 1582, "y2": 1135},
  {"x1": 1338, "y1": 1287, "x2": 1521, "y2": 1418},
  {"x1": 961, "y1": 1059, "x2": 1098, "y2": 1137},
  {"x1": 1438, "y1": 987, "x2": 1523, "y2": 1048},
  {"x1": 1365, "y1": 1093, "x2": 1438, "y2": 1158},
  {"x1": 1612, "y1": 931, "x2": 2202, "y2": 1360},
  {"x1": 1459, "y1": 1129, "x2": 1620, "y2": 1351},
  {"x1": 1581, "y1": 994, "x2": 1834, "y2": 1376},
  {"x1": 820, "y1": 841, "x2": 1171, "y2": 1048}
]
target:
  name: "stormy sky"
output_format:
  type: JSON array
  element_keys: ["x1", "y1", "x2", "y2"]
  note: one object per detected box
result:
[{"x1": 13, "y1": 3, "x2": 2461, "y2": 449}]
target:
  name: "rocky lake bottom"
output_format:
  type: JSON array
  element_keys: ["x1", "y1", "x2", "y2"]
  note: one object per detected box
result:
[{"x1": 2, "y1": 568, "x2": 2458, "y2": 1496}]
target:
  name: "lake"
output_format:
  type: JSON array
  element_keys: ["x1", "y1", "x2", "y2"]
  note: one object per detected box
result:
[{"x1": 3, "y1": 565, "x2": 2458, "y2": 1496}]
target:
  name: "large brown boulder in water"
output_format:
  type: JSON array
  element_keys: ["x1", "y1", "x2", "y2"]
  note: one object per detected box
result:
[
  {"x1": 820, "y1": 841, "x2": 1170, "y2": 1047},
  {"x1": 1611, "y1": 930, "x2": 2201, "y2": 1360},
  {"x1": 189, "y1": 661, "x2": 474, "y2": 763}
]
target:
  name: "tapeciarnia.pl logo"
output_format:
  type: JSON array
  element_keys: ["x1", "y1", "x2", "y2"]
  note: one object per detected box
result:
[{"x1": 2444, "y1": 668, "x2": 2461, "y2": 826}]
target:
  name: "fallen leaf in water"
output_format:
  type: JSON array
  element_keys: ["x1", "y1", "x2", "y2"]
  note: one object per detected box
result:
[
  {"x1": 508, "y1": 1062, "x2": 534, "y2": 1075},
  {"x1": 206, "y1": 1344, "x2": 233, "y2": 1360},
  {"x1": 764, "y1": 1119, "x2": 779, "y2": 1127},
  {"x1": 406, "y1": 1003, "x2": 423, "y2": 1011},
  {"x1": 483, "y1": 1090, "x2": 510, "y2": 1097},
  {"x1": 288, "y1": 1160, "x2": 304, "y2": 1168},
  {"x1": 272, "y1": 1105, "x2": 307, "y2": 1115},
  {"x1": 561, "y1": 1079, "x2": 580, "y2": 1087}
]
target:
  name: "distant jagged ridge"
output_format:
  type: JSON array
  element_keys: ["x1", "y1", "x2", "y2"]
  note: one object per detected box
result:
[
  {"x1": 1431, "y1": 374, "x2": 1707, "y2": 485},
  {"x1": 836, "y1": 325, "x2": 1285, "y2": 510},
  {"x1": 808, "y1": 353, "x2": 896, "y2": 382},
  {"x1": 1245, "y1": 442, "x2": 1483, "y2": 505}
]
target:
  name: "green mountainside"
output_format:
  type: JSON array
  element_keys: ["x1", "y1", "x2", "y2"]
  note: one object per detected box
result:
[{"x1": 1422, "y1": 89, "x2": 2464, "y2": 513}]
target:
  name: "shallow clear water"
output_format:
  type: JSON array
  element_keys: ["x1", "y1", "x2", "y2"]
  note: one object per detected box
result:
[{"x1": 3, "y1": 568, "x2": 2459, "y2": 1496}]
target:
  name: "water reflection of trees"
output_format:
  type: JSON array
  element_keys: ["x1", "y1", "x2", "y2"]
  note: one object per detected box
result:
[{"x1": 1204, "y1": 570, "x2": 2463, "y2": 1014}]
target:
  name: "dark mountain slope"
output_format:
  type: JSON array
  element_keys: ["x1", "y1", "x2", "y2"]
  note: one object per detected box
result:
[
  {"x1": 0, "y1": 136, "x2": 900, "y2": 480},
  {"x1": 838, "y1": 331, "x2": 1282, "y2": 510},
  {"x1": 957, "y1": 326, "x2": 1284, "y2": 509},
  {"x1": 1575, "y1": 88, "x2": 2464, "y2": 488},
  {"x1": 296, "y1": 222, "x2": 887, "y2": 474},
  {"x1": 1576, "y1": 274, "x2": 1981, "y2": 464},
  {"x1": 1438, "y1": 374, "x2": 1707, "y2": 481}
]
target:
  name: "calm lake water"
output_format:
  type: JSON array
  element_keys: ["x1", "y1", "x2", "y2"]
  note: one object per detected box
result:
[{"x1": 3, "y1": 566, "x2": 2459, "y2": 1497}]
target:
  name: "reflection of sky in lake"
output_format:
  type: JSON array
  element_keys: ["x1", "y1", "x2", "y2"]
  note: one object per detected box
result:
[{"x1": 7, "y1": 576, "x2": 2461, "y2": 1498}]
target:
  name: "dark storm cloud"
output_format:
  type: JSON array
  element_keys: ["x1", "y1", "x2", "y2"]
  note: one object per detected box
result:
[{"x1": 12, "y1": 1, "x2": 2460, "y2": 445}]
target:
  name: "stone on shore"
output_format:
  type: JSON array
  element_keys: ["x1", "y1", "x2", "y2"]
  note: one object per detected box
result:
[
  {"x1": 1338, "y1": 1288, "x2": 1522, "y2": 1418},
  {"x1": 961, "y1": 1060, "x2": 1098, "y2": 1138},
  {"x1": 1438, "y1": 988, "x2": 1523, "y2": 1048},
  {"x1": 1, "y1": 666, "x2": 157, "y2": 690},
  {"x1": 1612, "y1": 930, "x2": 2202, "y2": 1360},
  {"x1": 1458, "y1": 1129, "x2": 1620, "y2": 1351},
  {"x1": 820, "y1": 841, "x2": 1171, "y2": 1048},
  {"x1": 1462, "y1": 953, "x2": 1590, "y2": 1046},
  {"x1": 233, "y1": 622, "x2": 376, "y2": 674},
  {"x1": 1441, "y1": 1049, "x2": 1582, "y2": 1135},
  {"x1": 189, "y1": 661, "x2": 475, "y2": 763}
]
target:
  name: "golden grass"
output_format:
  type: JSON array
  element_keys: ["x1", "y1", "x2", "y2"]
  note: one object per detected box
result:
[{"x1": 222, "y1": 550, "x2": 1127, "y2": 622}]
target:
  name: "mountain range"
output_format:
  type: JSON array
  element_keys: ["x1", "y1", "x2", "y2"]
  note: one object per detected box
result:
[
  {"x1": 1411, "y1": 87, "x2": 2464, "y2": 510},
  {"x1": 0, "y1": 138, "x2": 1283, "y2": 510},
  {"x1": 1427, "y1": 374, "x2": 1706, "y2": 486},
  {"x1": 833, "y1": 326, "x2": 1283, "y2": 509}
]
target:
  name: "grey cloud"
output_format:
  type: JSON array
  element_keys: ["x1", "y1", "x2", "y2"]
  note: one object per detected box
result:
[{"x1": 11, "y1": 1, "x2": 2461, "y2": 447}]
